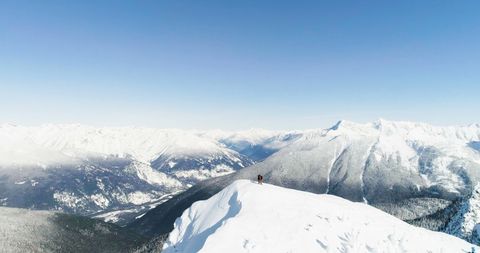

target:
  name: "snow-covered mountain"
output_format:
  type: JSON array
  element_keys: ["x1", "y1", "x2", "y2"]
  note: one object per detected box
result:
[
  {"x1": 202, "y1": 129, "x2": 302, "y2": 161},
  {"x1": 445, "y1": 183, "x2": 480, "y2": 244},
  {"x1": 2, "y1": 120, "x2": 480, "y2": 231},
  {"x1": 0, "y1": 124, "x2": 295, "y2": 221},
  {"x1": 0, "y1": 124, "x2": 252, "y2": 167},
  {"x1": 0, "y1": 206, "x2": 146, "y2": 253},
  {"x1": 162, "y1": 180, "x2": 477, "y2": 253},
  {"x1": 130, "y1": 119, "x2": 480, "y2": 238},
  {"x1": 244, "y1": 119, "x2": 480, "y2": 202}
]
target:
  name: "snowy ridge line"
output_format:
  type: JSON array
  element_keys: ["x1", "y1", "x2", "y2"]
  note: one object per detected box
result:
[
  {"x1": 0, "y1": 124, "x2": 297, "y2": 166},
  {"x1": 162, "y1": 180, "x2": 478, "y2": 253}
]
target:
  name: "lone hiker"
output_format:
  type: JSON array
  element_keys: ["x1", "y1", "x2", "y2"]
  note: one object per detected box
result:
[{"x1": 257, "y1": 174, "x2": 263, "y2": 184}]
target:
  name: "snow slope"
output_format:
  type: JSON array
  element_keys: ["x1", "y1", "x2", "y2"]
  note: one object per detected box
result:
[{"x1": 163, "y1": 180, "x2": 478, "y2": 253}]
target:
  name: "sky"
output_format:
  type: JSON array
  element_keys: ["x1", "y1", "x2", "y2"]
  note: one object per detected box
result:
[{"x1": 0, "y1": 1, "x2": 479, "y2": 130}]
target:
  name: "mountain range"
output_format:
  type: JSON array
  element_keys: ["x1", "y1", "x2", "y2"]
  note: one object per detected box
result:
[
  {"x1": 1, "y1": 120, "x2": 480, "y2": 248},
  {"x1": 129, "y1": 119, "x2": 480, "y2": 241},
  {"x1": 0, "y1": 124, "x2": 297, "y2": 224}
]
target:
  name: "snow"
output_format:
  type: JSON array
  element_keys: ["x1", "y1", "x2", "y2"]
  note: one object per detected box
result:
[
  {"x1": 127, "y1": 191, "x2": 155, "y2": 205},
  {"x1": 53, "y1": 191, "x2": 85, "y2": 209},
  {"x1": 202, "y1": 128, "x2": 290, "y2": 146},
  {"x1": 129, "y1": 161, "x2": 183, "y2": 189},
  {"x1": 238, "y1": 119, "x2": 480, "y2": 200},
  {"x1": 0, "y1": 125, "x2": 257, "y2": 217},
  {"x1": 93, "y1": 191, "x2": 178, "y2": 225},
  {"x1": 2, "y1": 120, "x2": 480, "y2": 224},
  {"x1": 2, "y1": 120, "x2": 477, "y2": 169},
  {"x1": 30, "y1": 180, "x2": 39, "y2": 187},
  {"x1": 0, "y1": 207, "x2": 56, "y2": 252},
  {"x1": 172, "y1": 164, "x2": 236, "y2": 182},
  {"x1": 445, "y1": 184, "x2": 480, "y2": 243},
  {"x1": 203, "y1": 128, "x2": 302, "y2": 158},
  {"x1": 0, "y1": 206, "x2": 145, "y2": 252},
  {"x1": 163, "y1": 180, "x2": 478, "y2": 253},
  {"x1": 93, "y1": 209, "x2": 147, "y2": 224},
  {"x1": 90, "y1": 193, "x2": 110, "y2": 209},
  {"x1": 0, "y1": 124, "x2": 246, "y2": 166},
  {"x1": 473, "y1": 223, "x2": 480, "y2": 245},
  {"x1": 0, "y1": 128, "x2": 75, "y2": 167}
]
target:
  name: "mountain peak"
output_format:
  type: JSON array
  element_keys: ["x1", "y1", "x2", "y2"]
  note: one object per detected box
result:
[
  {"x1": 329, "y1": 119, "x2": 359, "y2": 130},
  {"x1": 373, "y1": 118, "x2": 391, "y2": 127}
]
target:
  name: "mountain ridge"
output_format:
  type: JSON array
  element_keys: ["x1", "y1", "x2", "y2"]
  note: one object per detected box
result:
[
  {"x1": 1, "y1": 120, "x2": 479, "y2": 227},
  {"x1": 162, "y1": 180, "x2": 478, "y2": 253},
  {"x1": 129, "y1": 119, "x2": 480, "y2": 238}
]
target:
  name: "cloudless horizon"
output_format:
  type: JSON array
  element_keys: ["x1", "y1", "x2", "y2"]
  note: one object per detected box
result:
[{"x1": 1, "y1": 1, "x2": 479, "y2": 130}]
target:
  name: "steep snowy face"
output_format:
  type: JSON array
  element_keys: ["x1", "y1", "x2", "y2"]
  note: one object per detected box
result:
[
  {"x1": 163, "y1": 180, "x2": 477, "y2": 253},
  {"x1": 445, "y1": 184, "x2": 480, "y2": 244}
]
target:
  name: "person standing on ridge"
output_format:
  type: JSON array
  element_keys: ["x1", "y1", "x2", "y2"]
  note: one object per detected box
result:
[{"x1": 257, "y1": 174, "x2": 263, "y2": 184}]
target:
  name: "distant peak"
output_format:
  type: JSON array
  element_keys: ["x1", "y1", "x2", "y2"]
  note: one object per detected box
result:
[
  {"x1": 328, "y1": 120, "x2": 343, "y2": 131},
  {"x1": 374, "y1": 118, "x2": 389, "y2": 124},
  {"x1": 329, "y1": 120, "x2": 352, "y2": 130},
  {"x1": 372, "y1": 118, "x2": 391, "y2": 129},
  {"x1": 328, "y1": 120, "x2": 367, "y2": 131}
]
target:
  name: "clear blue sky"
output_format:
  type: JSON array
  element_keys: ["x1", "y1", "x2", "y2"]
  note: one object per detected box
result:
[{"x1": 1, "y1": 1, "x2": 479, "y2": 130}]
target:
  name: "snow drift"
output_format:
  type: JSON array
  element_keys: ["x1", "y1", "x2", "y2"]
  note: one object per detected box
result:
[{"x1": 163, "y1": 180, "x2": 478, "y2": 253}]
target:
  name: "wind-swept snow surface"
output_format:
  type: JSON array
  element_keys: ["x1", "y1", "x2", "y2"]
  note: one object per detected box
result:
[{"x1": 163, "y1": 180, "x2": 477, "y2": 253}]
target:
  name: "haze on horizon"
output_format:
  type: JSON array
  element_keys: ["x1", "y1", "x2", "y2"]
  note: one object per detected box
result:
[{"x1": 1, "y1": 1, "x2": 479, "y2": 130}]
